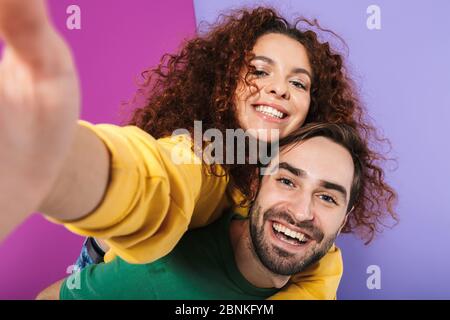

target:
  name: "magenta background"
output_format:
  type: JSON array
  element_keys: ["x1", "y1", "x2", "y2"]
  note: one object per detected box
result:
[{"x1": 0, "y1": 0, "x2": 196, "y2": 299}]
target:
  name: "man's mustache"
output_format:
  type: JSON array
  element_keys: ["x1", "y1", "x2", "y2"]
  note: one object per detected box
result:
[{"x1": 264, "y1": 208, "x2": 325, "y2": 242}]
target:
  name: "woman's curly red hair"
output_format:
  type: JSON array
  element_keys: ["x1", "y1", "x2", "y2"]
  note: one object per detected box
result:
[{"x1": 127, "y1": 6, "x2": 397, "y2": 243}]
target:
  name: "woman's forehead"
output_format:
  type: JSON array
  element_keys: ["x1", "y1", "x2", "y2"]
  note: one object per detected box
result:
[{"x1": 251, "y1": 33, "x2": 312, "y2": 73}]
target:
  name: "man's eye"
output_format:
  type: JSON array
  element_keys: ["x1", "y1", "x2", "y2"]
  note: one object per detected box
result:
[
  {"x1": 277, "y1": 178, "x2": 295, "y2": 188},
  {"x1": 319, "y1": 194, "x2": 338, "y2": 205}
]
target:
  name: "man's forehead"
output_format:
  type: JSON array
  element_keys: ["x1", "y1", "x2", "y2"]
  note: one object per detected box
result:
[{"x1": 270, "y1": 137, "x2": 354, "y2": 191}]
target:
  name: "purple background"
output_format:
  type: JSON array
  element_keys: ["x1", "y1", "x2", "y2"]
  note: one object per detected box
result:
[
  {"x1": 1, "y1": 0, "x2": 449, "y2": 299},
  {"x1": 194, "y1": 0, "x2": 450, "y2": 299}
]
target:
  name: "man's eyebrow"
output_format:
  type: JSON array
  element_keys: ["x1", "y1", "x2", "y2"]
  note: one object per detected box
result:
[
  {"x1": 274, "y1": 162, "x2": 307, "y2": 177},
  {"x1": 274, "y1": 162, "x2": 348, "y2": 200},
  {"x1": 252, "y1": 55, "x2": 312, "y2": 80},
  {"x1": 320, "y1": 181, "x2": 348, "y2": 200}
]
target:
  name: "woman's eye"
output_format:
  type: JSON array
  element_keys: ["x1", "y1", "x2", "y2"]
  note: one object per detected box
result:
[
  {"x1": 277, "y1": 178, "x2": 295, "y2": 188},
  {"x1": 251, "y1": 70, "x2": 269, "y2": 77},
  {"x1": 291, "y1": 80, "x2": 306, "y2": 90},
  {"x1": 319, "y1": 194, "x2": 338, "y2": 205}
]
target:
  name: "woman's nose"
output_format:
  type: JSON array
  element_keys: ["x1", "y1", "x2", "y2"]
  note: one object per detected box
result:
[{"x1": 264, "y1": 77, "x2": 290, "y2": 99}]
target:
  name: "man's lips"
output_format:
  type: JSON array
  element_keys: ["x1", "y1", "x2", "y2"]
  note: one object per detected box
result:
[
  {"x1": 268, "y1": 221, "x2": 310, "y2": 249},
  {"x1": 269, "y1": 219, "x2": 314, "y2": 241}
]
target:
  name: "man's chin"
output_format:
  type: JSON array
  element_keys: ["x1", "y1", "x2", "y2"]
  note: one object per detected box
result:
[
  {"x1": 263, "y1": 235, "x2": 337, "y2": 276},
  {"x1": 266, "y1": 246, "x2": 317, "y2": 275},
  {"x1": 274, "y1": 242, "x2": 336, "y2": 276}
]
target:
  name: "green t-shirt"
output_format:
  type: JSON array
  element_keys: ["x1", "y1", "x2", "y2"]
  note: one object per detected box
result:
[{"x1": 60, "y1": 212, "x2": 279, "y2": 300}]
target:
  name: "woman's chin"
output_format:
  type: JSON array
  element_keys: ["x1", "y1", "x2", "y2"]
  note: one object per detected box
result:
[{"x1": 246, "y1": 127, "x2": 283, "y2": 143}]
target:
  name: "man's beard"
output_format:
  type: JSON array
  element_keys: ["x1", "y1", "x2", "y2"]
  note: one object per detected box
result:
[{"x1": 249, "y1": 202, "x2": 338, "y2": 276}]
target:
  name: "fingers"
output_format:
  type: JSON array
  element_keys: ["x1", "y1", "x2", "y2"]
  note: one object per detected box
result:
[
  {"x1": 0, "y1": 0, "x2": 57, "y2": 69},
  {"x1": 0, "y1": 0, "x2": 49, "y2": 38}
]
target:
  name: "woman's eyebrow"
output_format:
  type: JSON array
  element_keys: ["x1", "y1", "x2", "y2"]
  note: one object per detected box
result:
[{"x1": 252, "y1": 55, "x2": 312, "y2": 80}]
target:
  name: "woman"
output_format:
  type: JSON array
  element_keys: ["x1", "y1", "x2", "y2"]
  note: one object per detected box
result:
[{"x1": 0, "y1": 2, "x2": 395, "y2": 299}]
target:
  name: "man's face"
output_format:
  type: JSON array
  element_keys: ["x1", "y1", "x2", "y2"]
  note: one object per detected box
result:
[{"x1": 249, "y1": 136, "x2": 354, "y2": 275}]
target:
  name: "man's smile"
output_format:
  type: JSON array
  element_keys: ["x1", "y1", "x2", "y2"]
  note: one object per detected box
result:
[{"x1": 267, "y1": 220, "x2": 314, "y2": 250}]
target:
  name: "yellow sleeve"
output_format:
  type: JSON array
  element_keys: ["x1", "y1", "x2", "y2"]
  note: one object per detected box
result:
[
  {"x1": 268, "y1": 245, "x2": 343, "y2": 300},
  {"x1": 49, "y1": 120, "x2": 228, "y2": 264}
]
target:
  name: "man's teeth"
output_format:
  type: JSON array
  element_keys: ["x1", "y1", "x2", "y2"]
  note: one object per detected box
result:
[
  {"x1": 255, "y1": 105, "x2": 285, "y2": 119},
  {"x1": 273, "y1": 222, "x2": 307, "y2": 243}
]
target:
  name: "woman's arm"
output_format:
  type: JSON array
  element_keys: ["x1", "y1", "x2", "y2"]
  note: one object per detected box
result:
[
  {"x1": 0, "y1": 1, "x2": 227, "y2": 268},
  {"x1": 0, "y1": 0, "x2": 110, "y2": 240},
  {"x1": 37, "y1": 123, "x2": 110, "y2": 222}
]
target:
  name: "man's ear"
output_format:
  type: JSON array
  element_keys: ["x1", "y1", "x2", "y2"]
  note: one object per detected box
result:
[{"x1": 337, "y1": 206, "x2": 354, "y2": 235}]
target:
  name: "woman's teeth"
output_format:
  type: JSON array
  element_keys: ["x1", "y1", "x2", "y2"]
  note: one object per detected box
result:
[{"x1": 255, "y1": 105, "x2": 286, "y2": 119}]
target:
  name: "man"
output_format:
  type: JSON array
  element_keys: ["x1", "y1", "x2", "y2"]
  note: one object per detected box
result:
[{"x1": 37, "y1": 122, "x2": 362, "y2": 299}]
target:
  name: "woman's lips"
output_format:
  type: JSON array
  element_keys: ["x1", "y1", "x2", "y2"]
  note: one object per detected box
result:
[
  {"x1": 252, "y1": 102, "x2": 289, "y2": 115},
  {"x1": 251, "y1": 104, "x2": 290, "y2": 124}
]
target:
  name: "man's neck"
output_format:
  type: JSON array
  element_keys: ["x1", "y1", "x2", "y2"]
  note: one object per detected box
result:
[{"x1": 229, "y1": 219, "x2": 291, "y2": 289}]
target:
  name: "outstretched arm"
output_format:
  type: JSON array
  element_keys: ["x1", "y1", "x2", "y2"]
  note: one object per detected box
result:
[
  {"x1": 0, "y1": 0, "x2": 110, "y2": 240},
  {"x1": 0, "y1": 1, "x2": 227, "y2": 268}
]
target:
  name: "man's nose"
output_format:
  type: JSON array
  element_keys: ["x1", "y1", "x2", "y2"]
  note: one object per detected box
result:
[
  {"x1": 264, "y1": 76, "x2": 290, "y2": 99},
  {"x1": 289, "y1": 194, "x2": 314, "y2": 222}
]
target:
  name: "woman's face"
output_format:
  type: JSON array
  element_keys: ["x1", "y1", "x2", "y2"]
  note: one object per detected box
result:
[{"x1": 235, "y1": 33, "x2": 312, "y2": 141}]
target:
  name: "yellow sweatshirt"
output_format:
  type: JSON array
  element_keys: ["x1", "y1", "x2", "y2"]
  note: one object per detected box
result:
[{"x1": 50, "y1": 120, "x2": 343, "y2": 300}]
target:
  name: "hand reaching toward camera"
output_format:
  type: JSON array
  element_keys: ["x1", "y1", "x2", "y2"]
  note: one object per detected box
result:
[{"x1": 0, "y1": 0, "x2": 80, "y2": 240}]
